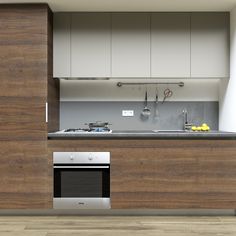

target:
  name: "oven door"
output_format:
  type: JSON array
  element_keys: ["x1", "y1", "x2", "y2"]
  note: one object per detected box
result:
[{"x1": 53, "y1": 165, "x2": 110, "y2": 209}]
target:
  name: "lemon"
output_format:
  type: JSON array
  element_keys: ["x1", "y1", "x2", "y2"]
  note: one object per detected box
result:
[
  {"x1": 202, "y1": 123, "x2": 208, "y2": 127},
  {"x1": 191, "y1": 126, "x2": 197, "y2": 131},
  {"x1": 196, "y1": 126, "x2": 202, "y2": 131}
]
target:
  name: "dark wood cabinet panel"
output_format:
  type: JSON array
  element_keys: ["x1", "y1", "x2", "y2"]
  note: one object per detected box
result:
[
  {"x1": 0, "y1": 141, "x2": 52, "y2": 209},
  {"x1": 111, "y1": 148, "x2": 157, "y2": 208},
  {"x1": 0, "y1": 4, "x2": 58, "y2": 209},
  {"x1": 0, "y1": 97, "x2": 47, "y2": 141},
  {"x1": 47, "y1": 7, "x2": 60, "y2": 133},
  {"x1": 48, "y1": 139, "x2": 236, "y2": 209}
]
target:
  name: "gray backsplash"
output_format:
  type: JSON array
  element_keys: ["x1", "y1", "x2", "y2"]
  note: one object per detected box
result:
[{"x1": 60, "y1": 101, "x2": 219, "y2": 131}]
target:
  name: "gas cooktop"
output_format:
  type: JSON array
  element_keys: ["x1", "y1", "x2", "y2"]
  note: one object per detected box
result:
[{"x1": 56, "y1": 128, "x2": 112, "y2": 134}]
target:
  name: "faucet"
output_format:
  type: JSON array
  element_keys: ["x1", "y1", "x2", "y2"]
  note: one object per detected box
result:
[{"x1": 182, "y1": 109, "x2": 192, "y2": 131}]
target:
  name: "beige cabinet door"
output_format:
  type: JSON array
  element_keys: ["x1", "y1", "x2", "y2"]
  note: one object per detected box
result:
[
  {"x1": 151, "y1": 13, "x2": 191, "y2": 78},
  {"x1": 53, "y1": 13, "x2": 71, "y2": 78},
  {"x1": 71, "y1": 13, "x2": 111, "y2": 77},
  {"x1": 191, "y1": 13, "x2": 229, "y2": 78},
  {"x1": 111, "y1": 13, "x2": 150, "y2": 77}
]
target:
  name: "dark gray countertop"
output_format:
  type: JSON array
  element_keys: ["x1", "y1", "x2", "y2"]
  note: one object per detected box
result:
[{"x1": 48, "y1": 130, "x2": 236, "y2": 139}]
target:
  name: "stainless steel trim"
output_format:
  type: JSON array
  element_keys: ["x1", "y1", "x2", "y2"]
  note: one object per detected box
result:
[
  {"x1": 45, "y1": 102, "x2": 48, "y2": 123},
  {"x1": 54, "y1": 166, "x2": 109, "y2": 169},
  {"x1": 53, "y1": 152, "x2": 110, "y2": 164},
  {"x1": 53, "y1": 198, "x2": 111, "y2": 209},
  {"x1": 117, "y1": 81, "x2": 184, "y2": 87}
]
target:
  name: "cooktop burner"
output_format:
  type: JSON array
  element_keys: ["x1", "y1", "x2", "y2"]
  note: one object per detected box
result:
[
  {"x1": 57, "y1": 128, "x2": 112, "y2": 134},
  {"x1": 64, "y1": 128, "x2": 90, "y2": 132}
]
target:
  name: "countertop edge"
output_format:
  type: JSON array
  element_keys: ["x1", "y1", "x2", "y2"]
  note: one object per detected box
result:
[{"x1": 48, "y1": 132, "x2": 236, "y2": 140}]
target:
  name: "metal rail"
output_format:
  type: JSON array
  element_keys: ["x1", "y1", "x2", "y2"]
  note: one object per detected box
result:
[{"x1": 117, "y1": 81, "x2": 184, "y2": 87}]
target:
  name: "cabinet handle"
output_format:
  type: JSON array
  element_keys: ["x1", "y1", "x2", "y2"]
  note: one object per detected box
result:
[
  {"x1": 46, "y1": 102, "x2": 48, "y2": 123},
  {"x1": 54, "y1": 166, "x2": 109, "y2": 169}
]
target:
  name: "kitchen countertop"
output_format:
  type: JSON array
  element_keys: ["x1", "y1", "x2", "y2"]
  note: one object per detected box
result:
[{"x1": 48, "y1": 130, "x2": 236, "y2": 139}]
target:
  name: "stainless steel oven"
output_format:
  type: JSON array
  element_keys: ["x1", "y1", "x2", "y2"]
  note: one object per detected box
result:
[{"x1": 53, "y1": 152, "x2": 110, "y2": 209}]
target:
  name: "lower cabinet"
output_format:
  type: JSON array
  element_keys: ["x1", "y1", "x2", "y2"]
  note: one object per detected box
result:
[
  {"x1": 111, "y1": 149, "x2": 157, "y2": 208},
  {"x1": 111, "y1": 141, "x2": 236, "y2": 209},
  {"x1": 48, "y1": 139, "x2": 236, "y2": 209},
  {"x1": 0, "y1": 141, "x2": 52, "y2": 209}
]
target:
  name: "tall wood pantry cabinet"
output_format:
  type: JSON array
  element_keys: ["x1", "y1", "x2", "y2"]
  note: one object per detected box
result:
[{"x1": 0, "y1": 4, "x2": 59, "y2": 209}]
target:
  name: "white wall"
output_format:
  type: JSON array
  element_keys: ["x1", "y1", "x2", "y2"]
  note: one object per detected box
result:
[
  {"x1": 60, "y1": 79, "x2": 219, "y2": 102},
  {"x1": 219, "y1": 7, "x2": 236, "y2": 132}
]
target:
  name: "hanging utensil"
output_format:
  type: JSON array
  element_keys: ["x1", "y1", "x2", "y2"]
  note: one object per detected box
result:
[
  {"x1": 141, "y1": 89, "x2": 151, "y2": 118},
  {"x1": 154, "y1": 89, "x2": 159, "y2": 120},
  {"x1": 162, "y1": 88, "x2": 173, "y2": 104}
]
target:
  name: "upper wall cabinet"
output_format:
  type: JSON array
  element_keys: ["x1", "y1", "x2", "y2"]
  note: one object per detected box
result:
[
  {"x1": 53, "y1": 12, "x2": 229, "y2": 78},
  {"x1": 53, "y1": 13, "x2": 71, "y2": 78},
  {"x1": 151, "y1": 13, "x2": 191, "y2": 78},
  {"x1": 191, "y1": 13, "x2": 230, "y2": 78},
  {"x1": 71, "y1": 13, "x2": 111, "y2": 77},
  {"x1": 111, "y1": 13, "x2": 150, "y2": 77}
]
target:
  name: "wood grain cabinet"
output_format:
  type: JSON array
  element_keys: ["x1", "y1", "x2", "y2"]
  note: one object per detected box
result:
[
  {"x1": 151, "y1": 13, "x2": 191, "y2": 78},
  {"x1": 111, "y1": 149, "x2": 157, "y2": 208},
  {"x1": 111, "y1": 13, "x2": 150, "y2": 77},
  {"x1": 111, "y1": 140, "x2": 236, "y2": 209},
  {"x1": 191, "y1": 12, "x2": 230, "y2": 78},
  {"x1": 48, "y1": 139, "x2": 236, "y2": 209},
  {"x1": 0, "y1": 4, "x2": 59, "y2": 209}
]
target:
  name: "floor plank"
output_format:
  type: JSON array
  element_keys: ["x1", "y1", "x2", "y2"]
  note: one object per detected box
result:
[{"x1": 0, "y1": 216, "x2": 235, "y2": 236}]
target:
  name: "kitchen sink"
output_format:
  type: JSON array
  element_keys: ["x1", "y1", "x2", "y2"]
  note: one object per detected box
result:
[
  {"x1": 112, "y1": 130, "x2": 155, "y2": 134},
  {"x1": 112, "y1": 130, "x2": 187, "y2": 134},
  {"x1": 152, "y1": 130, "x2": 187, "y2": 133}
]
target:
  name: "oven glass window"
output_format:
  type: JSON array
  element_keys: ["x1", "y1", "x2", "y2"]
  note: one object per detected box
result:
[{"x1": 54, "y1": 168, "x2": 110, "y2": 198}]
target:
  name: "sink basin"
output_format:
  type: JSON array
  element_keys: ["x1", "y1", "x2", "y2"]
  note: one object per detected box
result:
[
  {"x1": 112, "y1": 130, "x2": 154, "y2": 134},
  {"x1": 152, "y1": 130, "x2": 186, "y2": 133},
  {"x1": 112, "y1": 130, "x2": 187, "y2": 134}
]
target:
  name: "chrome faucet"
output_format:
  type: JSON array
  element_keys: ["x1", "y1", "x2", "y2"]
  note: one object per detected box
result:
[{"x1": 182, "y1": 109, "x2": 192, "y2": 131}]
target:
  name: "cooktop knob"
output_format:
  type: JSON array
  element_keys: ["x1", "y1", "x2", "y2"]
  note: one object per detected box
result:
[{"x1": 88, "y1": 153, "x2": 93, "y2": 161}]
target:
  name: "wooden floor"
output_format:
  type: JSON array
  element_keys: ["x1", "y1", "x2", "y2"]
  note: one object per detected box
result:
[{"x1": 0, "y1": 216, "x2": 235, "y2": 236}]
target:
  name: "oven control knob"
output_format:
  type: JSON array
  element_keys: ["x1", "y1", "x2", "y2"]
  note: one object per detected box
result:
[
  {"x1": 88, "y1": 154, "x2": 93, "y2": 161},
  {"x1": 70, "y1": 155, "x2": 74, "y2": 160}
]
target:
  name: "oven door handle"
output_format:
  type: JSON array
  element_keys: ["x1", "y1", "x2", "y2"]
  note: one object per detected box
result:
[{"x1": 54, "y1": 166, "x2": 109, "y2": 169}]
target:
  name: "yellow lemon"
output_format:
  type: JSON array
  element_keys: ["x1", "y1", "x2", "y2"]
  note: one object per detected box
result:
[
  {"x1": 191, "y1": 126, "x2": 197, "y2": 131},
  {"x1": 196, "y1": 126, "x2": 202, "y2": 131},
  {"x1": 202, "y1": 123, "x2": 208, "y2": 127}
]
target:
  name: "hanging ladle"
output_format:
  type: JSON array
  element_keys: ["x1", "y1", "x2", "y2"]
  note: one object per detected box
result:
[{"x1": 141, "y1": 89, "x2": 151, "y2": 118}]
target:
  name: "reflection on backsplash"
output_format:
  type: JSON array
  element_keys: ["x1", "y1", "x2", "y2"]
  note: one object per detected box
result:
[{"x1": 60, "y1": 101, "x2": 219, "y2": 131}]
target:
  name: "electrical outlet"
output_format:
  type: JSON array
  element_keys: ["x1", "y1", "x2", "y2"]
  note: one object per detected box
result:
[{"x1": 122, "y1": 110, "x2": 134, "y2": 117}]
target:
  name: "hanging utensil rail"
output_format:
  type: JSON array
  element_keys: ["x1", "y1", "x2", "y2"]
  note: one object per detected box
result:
[{"x1": 117, "y1": 81, "x2": 184, "y2": 87}]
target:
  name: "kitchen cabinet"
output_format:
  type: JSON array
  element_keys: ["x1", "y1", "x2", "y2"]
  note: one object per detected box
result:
[
  {"x1": 151, "y1": 13, "x2": 191, "y2": 78},
  {"x1": 111, "y1": 149, "x2": 157, "y2": 208},
  {"x1": 53, "y1": 12, "x2": 229, "y2": 79},
  {"x1": 0, "y1": 4, "x2": 58, "y2": 209},
  {"x1": 191, "y1": 13, "x2": 230, "y2": 78},
  {"x1": 111, "y1": 140, "x2": 236, "y2": 209},
  {"x1": 71, "y1": 13, "x2": 111, "y2": 77},
  {"x1": 111, "y1": 13, "x2": 150, "y2": 77},
  {"x1": 48, "y1": 139, "x2": 236, "y2": 209},
  {"x1": 53, "y1": 13, "x2": 71, "y2": 78}
]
